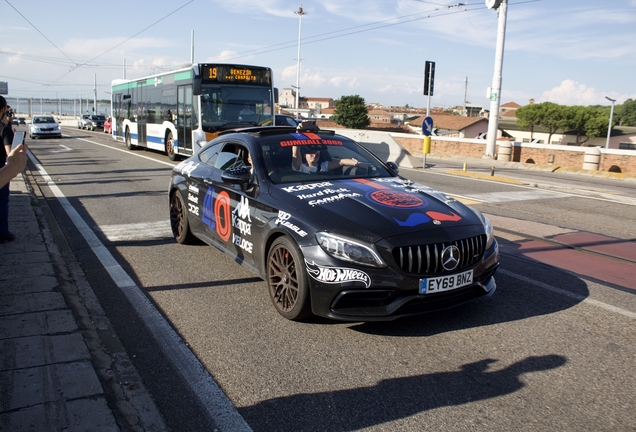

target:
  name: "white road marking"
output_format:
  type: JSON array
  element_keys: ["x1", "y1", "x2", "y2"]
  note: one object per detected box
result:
[
  {"x1": 27, "y1": 148, "x2": 253, "y2": 432},
  {"x1": 99, "y1": 221, "x2": 172, "y2": 242},
  {"x1": 51, "y1": 144, "x2": 73, "y2": 153},
  {"x1": 500, "y1": 269, "x2": 636, "y2": 320},
  {"x1": 464, "y1": 190, "x2": 562, "y2": 203}
]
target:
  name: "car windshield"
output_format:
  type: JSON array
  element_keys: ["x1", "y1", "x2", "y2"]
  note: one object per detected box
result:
[
  {"x1": 91, "y1": 115, "x2": 106, "y2": 120},
  {"x1": 257, "y1": 131, "x2": 393, "y2": 184},
  {"x1": 199, "y1": 84, "x2": 274, "y2": 132},
  {"x1": 34, "y1": 117, "x2": 55, "y2": 124}
]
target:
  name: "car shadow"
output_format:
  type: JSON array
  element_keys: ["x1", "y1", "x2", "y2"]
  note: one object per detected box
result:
[
  {"x1": 240, "y1": 354, "x2": 567, "y2": 431},
  {"x1": 348, "y1": 236, "x2": 590, "y2": 337}
]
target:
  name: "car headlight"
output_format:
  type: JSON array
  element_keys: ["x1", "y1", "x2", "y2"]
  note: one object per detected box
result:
[
  {"x1": 483, "y1": 216, "x2": 494, "y2": 248},
  {"x1": 316, "y1": 232, "x2": 386, "y2": 268}
]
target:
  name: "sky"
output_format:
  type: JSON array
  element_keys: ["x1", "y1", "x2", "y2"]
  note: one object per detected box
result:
[{"x1": 1, "y1": 0, "x2": 635, "y2": 111}]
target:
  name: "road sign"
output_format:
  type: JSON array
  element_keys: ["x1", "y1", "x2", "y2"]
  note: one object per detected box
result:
[
  {"x1": 422, "y1": 116, "x2": 434, "y2": 136},
  {"x1": 423, "y1": 61, "x2": 435, "y2": 96}
]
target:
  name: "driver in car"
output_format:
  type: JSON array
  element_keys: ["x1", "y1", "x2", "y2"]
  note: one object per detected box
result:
[{"x1": 291, "y1": 146, "x2": 368, "y2": 174}]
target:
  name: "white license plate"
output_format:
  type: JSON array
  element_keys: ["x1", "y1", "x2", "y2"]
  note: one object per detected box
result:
[{"x1": 420, "y1": 270, "x2": 473, "y2": 294}]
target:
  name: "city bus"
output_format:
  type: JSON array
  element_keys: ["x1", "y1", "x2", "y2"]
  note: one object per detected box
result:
[{"x1": 111, "y1": 63, "x2": 277, "y2": 160}]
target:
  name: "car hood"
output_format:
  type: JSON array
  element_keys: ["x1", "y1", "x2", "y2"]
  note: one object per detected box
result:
[{"x1": 271, "y1": 177, "x2": 485, "y2": 243}]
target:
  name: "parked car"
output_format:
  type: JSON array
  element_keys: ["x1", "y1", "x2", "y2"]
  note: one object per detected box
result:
[
  {"x1": 274, "y1": 114, "x2": 300, "y2": 127},
  {"x1": 103, "y1": 117, "x2": 112, "y2": 133},
  {"x1": 17, "y1": 117, "x2": 26, "y2": 125},
  {"x1": 78, "y1": 114, "x2": 91, "y2": 129},
  {"x1": 168, "y1": 123, "x2": 499, "y2": 321},
  {"x1": 79, "y1": 114, "x2": 106, "y2": 131},
  {"x1": 29, "y1": 116, "x2": 62, "y2": 139}
]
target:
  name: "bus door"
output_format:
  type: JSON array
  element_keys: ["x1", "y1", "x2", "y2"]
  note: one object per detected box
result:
[{"x1": 177, "y1": 85, "x2": 193, "y2": 153}]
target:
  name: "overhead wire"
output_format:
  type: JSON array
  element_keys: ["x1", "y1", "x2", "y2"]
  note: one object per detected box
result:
[{"x1": 6, "y1": 0, "x2": 541, "y2": 94}]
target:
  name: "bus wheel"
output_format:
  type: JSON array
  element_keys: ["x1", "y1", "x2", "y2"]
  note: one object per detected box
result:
[
  {"x1": 126, "y1": 128, "x2": 136, "y2": 150},
  {"x1": 166, "y1": 132, "x2": 177, "y2": 161}
]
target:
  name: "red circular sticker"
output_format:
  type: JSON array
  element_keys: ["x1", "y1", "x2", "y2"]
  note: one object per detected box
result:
[{"x1": 368, "y1": 190, "x2": 424, "y2": 208}]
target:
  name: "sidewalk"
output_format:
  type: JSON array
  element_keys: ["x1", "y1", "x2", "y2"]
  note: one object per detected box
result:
[{"x1": 0, "y1": 173, "x2": 166, "y2": 431}]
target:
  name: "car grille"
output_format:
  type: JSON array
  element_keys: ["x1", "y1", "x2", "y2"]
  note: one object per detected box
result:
[
  {"x1": 392, "y1": 234, "x2": 487, "y2": 276},
  {"x1": 40, "y1": 127, "x2": 56, "y2": 131}
]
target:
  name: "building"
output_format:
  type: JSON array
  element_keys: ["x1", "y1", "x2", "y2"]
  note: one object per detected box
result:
[
  {"x1": 278, "y1": 88, "x2": 333, "y2": 118},
  {"x1": 408, "y1": 114, "x2": 489, "y2": 138}
]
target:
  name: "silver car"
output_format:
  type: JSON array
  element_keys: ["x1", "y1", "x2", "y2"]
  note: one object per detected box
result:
[{"x1": 29, "y1": 116, "x2": 62, "y2": 139}]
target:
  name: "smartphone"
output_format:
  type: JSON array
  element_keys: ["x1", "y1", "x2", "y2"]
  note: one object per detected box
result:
[{"x1": 11, "y1": 131, "x2": 26, "y2": 151}]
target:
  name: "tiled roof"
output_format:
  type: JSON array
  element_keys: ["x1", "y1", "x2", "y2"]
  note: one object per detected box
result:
[
  {"x1": 501, "y1": 101, "x2": 521, "y2": 108},
  {"x1": 411, "y1": 114, "x2": 487, "y2": 131},
  {"x1": 306, "y1": 97, "x2": 334, "y2": 102}
]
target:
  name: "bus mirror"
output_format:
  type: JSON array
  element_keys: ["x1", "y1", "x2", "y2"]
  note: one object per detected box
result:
[
  {"x1": 192, "y1": 64, "x2": 201, "y2": 95},
  {"x1": 274, "y1": 88, "x2": 279, "y2": 104}
]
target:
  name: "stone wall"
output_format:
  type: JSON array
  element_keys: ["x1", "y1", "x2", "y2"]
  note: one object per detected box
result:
[{"x1": 393, "y1": 136, "x2": 636, "y2": 174}]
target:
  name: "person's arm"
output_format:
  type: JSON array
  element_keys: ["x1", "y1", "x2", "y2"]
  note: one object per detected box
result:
[
  {"x1": 326, "y1": 157, "x2": 369, "y2": 171},
  {"x1": 291, "y1": 146, "x2": 302, "y2": 171},
  {"x1": 0, "y1": 143, "x2": 28, "y2": 188}
]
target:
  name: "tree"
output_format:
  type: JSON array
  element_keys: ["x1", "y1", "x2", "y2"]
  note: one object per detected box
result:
[
  {"x1": 562, "y1": 106, "x2": 608, "y2": 145},
  {"x1": 616, "y1": 98, "x2": 636, "y2": 127},
  {"x1": 332, "y1": 95, "x2": 370, "y2": 129},
  {"x1": 516, "y1": 103, "x2": 544, "y2": 140},
  {"x1": 540, "y1": 103, "x2": 568, "y2": 144}
]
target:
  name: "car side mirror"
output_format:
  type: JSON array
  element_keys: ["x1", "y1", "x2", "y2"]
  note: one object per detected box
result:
[
  {"x1": 221, "y1": 166, "x2": 251, "y2": 184},
  {"x1": 386, "y1": 161, "x2": 399, "y2": 173}
]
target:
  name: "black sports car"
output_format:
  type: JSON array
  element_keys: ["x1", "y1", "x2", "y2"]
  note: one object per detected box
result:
[{"x1": 169, "y1": 123, "x2": 499, "y2": 321}]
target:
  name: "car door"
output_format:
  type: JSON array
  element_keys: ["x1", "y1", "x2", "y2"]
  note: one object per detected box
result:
[{"x1": 188, "y1": 141, "x2": 257, "y2": 267}]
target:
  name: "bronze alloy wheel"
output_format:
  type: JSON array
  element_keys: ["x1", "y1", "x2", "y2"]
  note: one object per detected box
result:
[{"x1": 267, "y1": 237, "x2": 311, "y2": 320}]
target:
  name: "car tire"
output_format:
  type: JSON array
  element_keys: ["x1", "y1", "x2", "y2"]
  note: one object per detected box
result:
[
  {"x1": 266, "y1": 236, "x2": 312, "y2": 321},
  {"x1": 169, "y1": 190, "x2": 197, "y2": 244}
]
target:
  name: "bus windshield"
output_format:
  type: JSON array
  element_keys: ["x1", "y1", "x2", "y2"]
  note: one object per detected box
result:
[{"x1": 200, "y1": 84, "x2": 274, "y2": 132}]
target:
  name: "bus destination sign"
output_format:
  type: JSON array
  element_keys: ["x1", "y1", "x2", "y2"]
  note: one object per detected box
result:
[{"x1": 202, "y1": 65, "x2": 271, "y2": 85}]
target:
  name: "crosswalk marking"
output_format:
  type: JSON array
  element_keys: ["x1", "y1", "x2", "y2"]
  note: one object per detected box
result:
[{"x1": 98, "y1": 221, "x2": 172, "y2": 242}]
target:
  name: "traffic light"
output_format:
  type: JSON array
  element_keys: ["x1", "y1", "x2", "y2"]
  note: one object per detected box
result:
[{"x1": 423, "y1": 61, "x2": 435, "y2": 96}]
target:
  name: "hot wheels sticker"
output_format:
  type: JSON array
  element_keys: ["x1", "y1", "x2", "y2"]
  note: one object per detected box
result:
[{"x1": 305, "y1": 260, "x2": 371, "y2": 288}]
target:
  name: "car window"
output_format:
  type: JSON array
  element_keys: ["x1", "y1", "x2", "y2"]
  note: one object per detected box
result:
[
  {"x1": 198, "y1": 142, "x2": 223, "y2": 166},
  {"x1": 214, "y1": 143, "x2": 250, "y2": 170},
  {"x1": 34, "y1": 117, "x2": 55, "y2": 124}
]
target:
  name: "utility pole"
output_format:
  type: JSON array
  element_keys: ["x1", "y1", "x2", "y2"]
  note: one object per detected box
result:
[
  {"x1": 94, "y1": 74, "x2": 97, "y2": 114},
  {"x1": 605, "y1": 96, "x2": 616, "y2": 149},
  {"x1": 485, "y1": 0, "x2": 508, "y2": 158},
  {"x1": 294, "y1": 5, "x2": 307, "y2": 119},
  {"x1": 463, "y1": 76, "x2": 468, "y2": 116},
  {"x1": 191, "y1": 30, "x2": 195, "y2": 64}
]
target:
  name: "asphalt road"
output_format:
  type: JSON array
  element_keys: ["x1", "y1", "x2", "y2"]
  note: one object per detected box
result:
[{"x1": 23, "y1": 126, "x2": 636, "y2": 431}]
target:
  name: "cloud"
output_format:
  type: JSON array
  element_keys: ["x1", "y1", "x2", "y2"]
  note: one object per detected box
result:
[
  {"x1": 208, "y1": 0, "x2": 298, "y2": 18},
  {"x1": 208, "y1": 50, "x2": 241, "y2": 62},
  {"x1": 540, "y1": 79, "x2": 635, "y2": 106}
]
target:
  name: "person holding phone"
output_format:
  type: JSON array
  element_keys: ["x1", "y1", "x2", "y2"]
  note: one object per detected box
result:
[
  {"x1": 0, "y1": 95, "x2": 18, "y2": 243},
  {"x1": 0, "y1": 143, "x2": 28, "y2": 189}
]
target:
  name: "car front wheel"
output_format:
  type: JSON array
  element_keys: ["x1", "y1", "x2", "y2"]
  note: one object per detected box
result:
[{"x1": 267, "y1": 237, "x2": 312, "y2": 321}]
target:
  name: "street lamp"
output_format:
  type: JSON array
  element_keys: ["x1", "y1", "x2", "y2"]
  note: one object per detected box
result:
[
  {"x1": 605, "y1": 96, "x2": 616, "y2": 149},
  {"x1": 294, "y1": 5, "x2": 307, "y2": 119}
]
